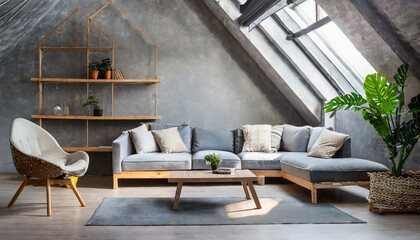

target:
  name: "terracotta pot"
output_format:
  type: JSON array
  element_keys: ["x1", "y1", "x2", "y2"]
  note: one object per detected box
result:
[
  {"x1": 105, "y1": 70, "x2": 112, "y2": 79},
  {"x1": 90, "y1": 70, "x2": 99, "y2": 80}
]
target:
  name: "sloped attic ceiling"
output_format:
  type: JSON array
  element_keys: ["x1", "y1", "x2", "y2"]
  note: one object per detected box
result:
[{"x1": 204, "y1": 0, "x2": 419, "y2": 126}]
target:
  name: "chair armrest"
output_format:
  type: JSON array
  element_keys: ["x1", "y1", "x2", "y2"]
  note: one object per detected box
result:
[
  {"x1": 112, "y1": 134, "x2": 133, "y2": 173},
  {"x1": 67, "y1": 151, "x2": 90, "y2": 176},
  {"x1": 334, "y1": 137, "x2": 351, "y2": 158}
]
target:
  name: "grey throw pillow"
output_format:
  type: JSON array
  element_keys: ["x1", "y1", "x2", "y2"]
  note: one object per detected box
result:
[
  {"x1": 129, "y1": 131, "x2": 159, "y2": 154},
  {"x1": 281, "y1": 124, "x2": 310, "y2": 152},
  {"x1": 234, "y1": 128, "x2": 244, "y2": 154}
]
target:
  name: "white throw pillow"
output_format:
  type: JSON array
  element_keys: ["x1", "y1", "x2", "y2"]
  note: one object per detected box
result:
[
  {"x1": 122, "y1": 124, "x2": 148, "y2": 134},
  {"x1": 130, "y1": 131, "x2": 160, "y2": 154},
  {"x1": 242, "y1": 124, "x2": 271, "y2": 152},
  {"x1": 308, "y1": 129, "x2": 349, "y2": 158}
]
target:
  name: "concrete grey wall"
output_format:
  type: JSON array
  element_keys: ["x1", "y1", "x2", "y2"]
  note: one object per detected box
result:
[
  {"x1": 0, "y1": 0, "x2": 306, "y2": 174},
  {"x1": 318, "y1": 0, "x2": 420, "y2": 171}
]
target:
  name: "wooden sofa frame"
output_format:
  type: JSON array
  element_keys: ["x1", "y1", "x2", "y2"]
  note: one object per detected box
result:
[
  {"x1": 113, "y1": 170, "x2": 370, "y2": 204},
  {"x1": 113, "y1": 170, "x2": 282, "y2": 189}
]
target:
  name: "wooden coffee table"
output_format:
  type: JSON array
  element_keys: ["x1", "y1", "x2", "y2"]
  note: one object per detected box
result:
[{"x1": 168, "y1": 170, "x2": 261, "y2": 210}]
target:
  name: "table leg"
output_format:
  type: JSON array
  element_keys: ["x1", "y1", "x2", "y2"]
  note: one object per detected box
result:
[
  {"x1": 241, "y1": 181, "x2": 251, "y2": 200},
  {"x1": 247, "y1": 180, "x2": 262, "y2": 209},
  {"x1": 172, "y1": 181, "x2": 183, "y2": 211}
]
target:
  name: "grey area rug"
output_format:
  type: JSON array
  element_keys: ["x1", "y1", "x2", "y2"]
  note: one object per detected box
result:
[{"x1": 87, "y1": 197, "x2": 365, "y2": 226}]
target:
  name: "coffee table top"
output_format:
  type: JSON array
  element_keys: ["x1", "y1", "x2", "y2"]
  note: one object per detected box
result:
[{"x1": 168, "y1": 170, "x2": 257, "y2": 183}]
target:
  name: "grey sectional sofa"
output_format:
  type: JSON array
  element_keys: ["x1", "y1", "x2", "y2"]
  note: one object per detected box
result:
[{"x1": 112, "y1": 123, "x2": 388, "y2": 203}]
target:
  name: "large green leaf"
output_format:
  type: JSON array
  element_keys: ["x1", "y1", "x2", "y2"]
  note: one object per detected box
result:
[
  {"x1": 393, "y1": 63, "x2": 409, "y2": 87},
  {"x1": 363, "y1": 73, "x2": 399, "y2": 115},
  {"x1": 408, "y1": 93, "x2": 420, "y2": 121},
  {"x1": 324, "y1": 92, "x2": 367, "y2": 113},
  {"x1": 361, "y1": 109, "x2": 390, "y2": 137}
]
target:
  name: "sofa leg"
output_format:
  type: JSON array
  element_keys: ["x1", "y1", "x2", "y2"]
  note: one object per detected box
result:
[
  {"x1": 311, "y1": 186, "x2": 317, "y2": 204},
  {"x1": 113, "y1": 174, "x2": 118, "y2": 189},
  {"x1": 256, "y1": 176, "x2": 265, "y2": 186}
]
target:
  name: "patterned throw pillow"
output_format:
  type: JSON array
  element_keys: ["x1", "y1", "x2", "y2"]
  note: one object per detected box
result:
[
  {"x1": 308, "y1": 129, "x2": 349, "y2": 158},
  {"x1": 270, "y1": 125, "x2": 284, "y2": 152},
  {"x1": 242, "y1": 125, "x2": 272, "y2": 152}
]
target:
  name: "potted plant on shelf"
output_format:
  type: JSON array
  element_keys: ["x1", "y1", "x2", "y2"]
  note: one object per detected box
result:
[
  {"x1": 204, "y1": 153, "x2": 222, "y2": 173},
  {"x1": 324, "y1": 63, "x2": 420, "y2": 213},
  {"x1": 100, "y1": 58, "x2": 112, "y2": 79},
  {"x1": 82, "y1": 95, "x2": 103, "y2": 116},
  {"x1": 89, "y1": 58, "x2": 100, "y2": 80}
]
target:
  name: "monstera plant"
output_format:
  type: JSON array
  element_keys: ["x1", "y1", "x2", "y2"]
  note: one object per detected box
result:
[{"x1": 324, "y1": 64, "x2": 420, "y2": 177}]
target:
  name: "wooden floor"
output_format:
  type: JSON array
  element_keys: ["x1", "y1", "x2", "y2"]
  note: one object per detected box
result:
[{"x1": 0, "y1": 173, "x2": 419, "y2": 240}]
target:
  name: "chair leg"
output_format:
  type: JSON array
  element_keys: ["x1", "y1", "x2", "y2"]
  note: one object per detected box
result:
[
  {"x1": 8, "y1": 178, "x2": 30, "y2": 208},
  {"x1": 68, "y1": 180, "x2": 86, "y2": 207},
  {"x1": 46, "y1": 178, "x2": 51, "y2": 216}
]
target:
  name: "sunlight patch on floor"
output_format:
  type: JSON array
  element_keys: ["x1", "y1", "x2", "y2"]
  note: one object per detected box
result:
[{"x1": 224, "y1": 198, "x2": 280, "y2": 218}]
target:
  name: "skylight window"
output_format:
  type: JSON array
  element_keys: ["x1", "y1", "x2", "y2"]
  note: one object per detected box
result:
[{"x1": 289, "y1": 0, "x2": 375, "y2": 85}]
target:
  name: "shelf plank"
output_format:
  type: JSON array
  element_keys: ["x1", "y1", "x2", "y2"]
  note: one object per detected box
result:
[
  {"x1": 31, "y1": 78, "x2": 161, "y2": 83},
  {"x1": 63, "y1": 147, "x2": 112, "y2": 152},
  {"x1": 31, "y1": 115, "x2": 161, "y2": 120},
  {"x1": 41, "y1": 47, "x2": 112, "y2": 51}
]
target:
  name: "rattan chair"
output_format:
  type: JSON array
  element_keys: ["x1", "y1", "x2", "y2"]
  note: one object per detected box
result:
[{"x1": 8, "y1": 118, "x2": 89, "y2": 216}]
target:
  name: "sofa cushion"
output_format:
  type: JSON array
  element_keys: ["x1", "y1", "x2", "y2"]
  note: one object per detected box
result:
[
  {"x1": 280, "y1": 152, "x2": 389, "y2": 182},
  {"x1": 307, "y1": 126, "x2": 333, "y2": 152},
  {"x1": 122, "y1": 152, "x2": 192, "y2": 171},
  {"x1": 234, "y1": 128, "x2": 244, "y2": 154},
  {"x1": 281, "y1": 125, "x2": 310, "y2": 152},
  {"x1": 242, "y1": 124, "x2": 272, "y2": 152},
  {"x1": 238, "y1": 152, "x2": 282, "y2": 170},
  {"x1": 149, "y1": 123, "x2": 191, "y2": 152},
  {"x1": 192, "y1": 150, "x2": 241, "y2": 170},
  {"x1": 192, "y1": 128, "x2": 234, "y2": 153}
]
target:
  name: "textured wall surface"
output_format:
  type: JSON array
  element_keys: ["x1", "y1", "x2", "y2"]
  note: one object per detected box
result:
[
  {"x1": 318, "y1": 0, "x2": 420, "y2": 171},
  {"x1": 0, "y1": 0, "x2": 306, "y2": 174}
]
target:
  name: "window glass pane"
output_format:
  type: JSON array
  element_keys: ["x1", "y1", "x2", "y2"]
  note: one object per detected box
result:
[
  {"x1": 296, "y1": 0, "x2": 316, "y2": 23},
  {"x1": 291, "y1": 0, "x2": 375, "y2": 84},
  {"x1": 316, "y1": 22, "x2": 376, "y2": 80}
]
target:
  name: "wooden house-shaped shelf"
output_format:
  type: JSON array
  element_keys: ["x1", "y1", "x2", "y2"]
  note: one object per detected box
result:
[{"x1": 32, "y1": 1, "x2": 161, "y2": 152}]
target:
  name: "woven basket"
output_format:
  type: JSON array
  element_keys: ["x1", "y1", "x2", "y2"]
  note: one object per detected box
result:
[{"x1": 368, "y1": 171, "x2": 420, "y2": 211}]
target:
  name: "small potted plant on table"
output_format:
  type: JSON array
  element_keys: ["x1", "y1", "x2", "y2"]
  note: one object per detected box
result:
[
  {"x1": 100, "y1": 58, "x2": 112, "y2": 79},
  {"x1": 82, "y1": 95, "x2": 103, "y2": 116},
  {"x1": 89, "y1": 58, "x2": 100, "y2": 80},
  {"x1": 204, "y1": 153, "x2": 222, "y2": 173}
]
